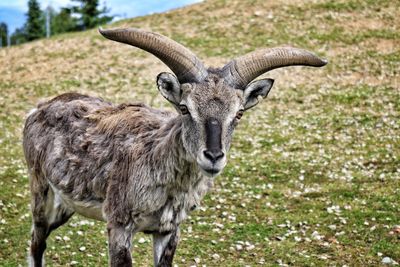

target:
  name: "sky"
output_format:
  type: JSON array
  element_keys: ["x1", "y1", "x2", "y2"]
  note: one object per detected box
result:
[{"x1": 0, "y1": 0, "x2": 202, "y2": 34}]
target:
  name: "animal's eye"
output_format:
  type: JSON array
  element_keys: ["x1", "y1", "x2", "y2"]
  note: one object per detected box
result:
[
  {"x1": 236, "y1": 109, "x2": 244, "y2": 120},
  {"x1": 179, "y1": 105, "x2": 189, "y2": 115}
]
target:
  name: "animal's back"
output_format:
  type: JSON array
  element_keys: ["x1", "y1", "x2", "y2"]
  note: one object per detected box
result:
[
  {"x1": 23, "y1": 93, "x2": 113, "y2": 206},
  {"x1": 23, "y1": 92, "x2": 173, "y2": 204}
]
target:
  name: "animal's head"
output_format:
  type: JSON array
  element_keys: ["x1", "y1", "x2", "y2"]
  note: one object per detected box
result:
[{"x1": 99, "y1": 28, "x2": 327, "y2": 177}]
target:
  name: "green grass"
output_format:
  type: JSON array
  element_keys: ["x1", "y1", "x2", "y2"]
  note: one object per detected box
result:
[
  {"x1": 312, "y1": 0, "x2": 392, "y2": 11},
  {"x1": 0, "y1": 0, "x2": 399, "y2": 266}
]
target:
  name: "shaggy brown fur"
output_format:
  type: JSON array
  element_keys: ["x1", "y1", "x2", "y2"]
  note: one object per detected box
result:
[{"x1": 24, "y1": 92, "x2": 211, "y2": 266}]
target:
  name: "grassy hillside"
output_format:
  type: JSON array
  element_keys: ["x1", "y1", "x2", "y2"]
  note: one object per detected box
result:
[{"x1": 0, "y1": 0, "x2": 399, "y2": 266}]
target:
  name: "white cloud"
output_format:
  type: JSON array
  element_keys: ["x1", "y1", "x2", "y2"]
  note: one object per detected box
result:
[{"x1": 41, "y1": 0, "x2": 72, "y2": 9}]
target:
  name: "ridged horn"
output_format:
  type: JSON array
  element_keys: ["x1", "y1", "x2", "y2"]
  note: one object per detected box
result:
[
  {"x1": 222, "y1": 47, "x2": 328, "y2": 89},
  {"x1": 99, "y1": 27, "x2": 208, "y2": 83}
]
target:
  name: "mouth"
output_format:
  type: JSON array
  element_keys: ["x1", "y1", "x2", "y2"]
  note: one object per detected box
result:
[
  {"x1": 200, "y1": 167, "x2": 221, "y2": 177},
  {"x1": 196, "y1": 154, "x2": 226, "y2": 177}
]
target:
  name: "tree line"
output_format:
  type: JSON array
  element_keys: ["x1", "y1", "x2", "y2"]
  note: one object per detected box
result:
[{"x1": 0, "y1": 0, "x2": 113, "y2": 47}]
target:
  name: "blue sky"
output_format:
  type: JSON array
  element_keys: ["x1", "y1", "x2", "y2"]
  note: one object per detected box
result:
[{"x1": 0, "y1": 0, "x2": 202, "y2": 34}]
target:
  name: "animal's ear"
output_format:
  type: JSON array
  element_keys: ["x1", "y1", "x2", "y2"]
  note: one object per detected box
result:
[
  {"x1": 243, "y1": 78, "x2": 274, "y2": 110},
  {"x1": 157, "y1": 72, "x2": 182, "y2": 105}
]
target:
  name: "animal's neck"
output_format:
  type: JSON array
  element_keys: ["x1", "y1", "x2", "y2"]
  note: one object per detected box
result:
[{"x1": 150, "y1": 117, "x2": 200, "y2": 185}]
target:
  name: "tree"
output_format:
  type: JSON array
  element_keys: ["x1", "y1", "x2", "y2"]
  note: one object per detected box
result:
[
  {"x1": 10, "y1": 27, "x2": 28, "y2": 45},
  {"x1": 72, "y1": 0, "x2": 113, "y2": 30},
  {"x1": 51, "y1": 7, "x2": 79, "y2": 35},
  {"x1": 25, "y1": 0, "x2": 44, "y2": 41},
  {"x1": 0, "y1": 22, "x2": 8, "y2": 47}
]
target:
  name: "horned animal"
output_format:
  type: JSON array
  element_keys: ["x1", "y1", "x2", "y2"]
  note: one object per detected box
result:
[{"x1": 23, "y1": 27, "x2": 327, "y2": 266}]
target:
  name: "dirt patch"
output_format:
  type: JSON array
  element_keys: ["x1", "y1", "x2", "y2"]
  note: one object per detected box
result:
[
  {"x1": 341, "y1": 16, "x2": 386, "y2": 31},
  {"x1": 374, "y1": 39, "x2": 400, "y2": 54}
]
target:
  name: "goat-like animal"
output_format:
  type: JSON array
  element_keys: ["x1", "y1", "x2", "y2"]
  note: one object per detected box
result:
[{"x1": 23, "y1": 28, "x2": 327, "y2": 266}]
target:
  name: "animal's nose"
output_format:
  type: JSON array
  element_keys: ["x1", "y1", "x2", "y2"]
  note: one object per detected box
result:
[{"x1": 203, "y1": 150, "x2": 224, "y2": 163}]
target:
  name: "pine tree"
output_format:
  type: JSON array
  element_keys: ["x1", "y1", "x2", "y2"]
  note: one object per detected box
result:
[
  {"x1": 72, "y1": 0, "x2": 113, "y2": 30},
  {"x1": 0, "y1": 23, "x2": 8, "y2": 47},
  {"x1": 51, "y1": 7, "x2": 79, "y2": 35},
  {"x1": 25, "y1": 0, "x2": 44, "y2": 41},
  {"x1": 10, "y1": 27, "x2": 28, "y2": 45}
]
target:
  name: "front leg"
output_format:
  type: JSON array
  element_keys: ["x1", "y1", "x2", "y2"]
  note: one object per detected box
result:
[
  {"x1": 153, "y1": 228, "x2": 180, "y2": 267},
  {"x1": 108, "y1": 222, "x2": 133, "y2": 267}
]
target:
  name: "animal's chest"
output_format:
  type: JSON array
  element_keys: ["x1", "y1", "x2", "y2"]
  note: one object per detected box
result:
[{"x1": 134, "y1": 175, "x2": 213, "y2": 233}]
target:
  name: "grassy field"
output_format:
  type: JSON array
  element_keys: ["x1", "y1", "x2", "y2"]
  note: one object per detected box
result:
[{"x1": 0, "y1": 0, "x2": 399, "y2": 266}]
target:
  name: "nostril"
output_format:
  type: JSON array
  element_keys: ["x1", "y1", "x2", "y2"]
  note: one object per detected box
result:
[
  {"x1": 214, "y1": 150, "x2": 224, "y2": 160},
  {"x1": 203, "y1": 150, "x2": 214, "y2": 162},
  {"x1": 203, "y1": 150, "x2": 224, "y2": 163}
]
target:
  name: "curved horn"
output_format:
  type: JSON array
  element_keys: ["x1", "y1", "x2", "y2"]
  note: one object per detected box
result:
[
  {"x1": 222, "y1": 47, "x2": 328, "y2": 89},
  {"x1": 99, "y1": 27, "x2": 208, "y2": 83}
]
